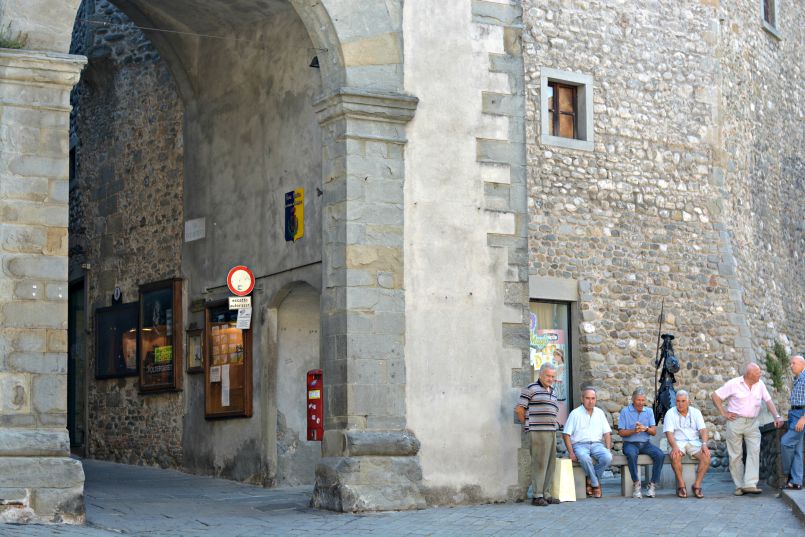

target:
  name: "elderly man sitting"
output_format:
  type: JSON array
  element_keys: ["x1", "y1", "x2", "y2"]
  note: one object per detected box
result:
[
  {"x1": 563, "y1": 387, "x2": 612, "y2": 498},
  {"x1": 663, "y1": 390, "x2": 711, "y2": 498},
  {"x1": 618, "y1": 387, "x2": 665, "y2": 498}
]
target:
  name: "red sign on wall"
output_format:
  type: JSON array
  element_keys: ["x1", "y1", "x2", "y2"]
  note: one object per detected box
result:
[{"x1": 226, "y1": 266, "x2": 255, "y2": 297}]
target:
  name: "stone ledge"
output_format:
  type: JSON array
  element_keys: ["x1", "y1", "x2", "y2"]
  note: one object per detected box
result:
[
  {"x1": 0, "y1": 50, "x2": 86, "y2": 108},
  {"x1": 0, "y1": 456, "x2": 84, "y2": 488},
  {"x1": 315, "y1": 87, "x2": 418, "y2": 127},
  {"x1": 344, "y1": 430, "x2": 420, "y2": 457},
  {"x1": 312, "y1": 455, "x2": 425, "y2": 512},
  {"x1": 0, "y1": 428, "x2": 69, "y2": 457}
]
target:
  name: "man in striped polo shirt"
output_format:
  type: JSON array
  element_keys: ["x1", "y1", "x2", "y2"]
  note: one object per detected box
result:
[{"x1": 516, "y1": 363, "x2": 560, "y2": 506}]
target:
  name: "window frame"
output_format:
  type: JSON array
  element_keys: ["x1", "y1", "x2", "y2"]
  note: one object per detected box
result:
[
  {"x1": 138, "y1": 278, "x2": 184, "y2": 393},
  {"x1": 761, "y1": 0, "x2": 782, "y2": 39},
  {"x1": 547, "y1": 82, "x2": 578, "y2": 139},
  {"x1": 529, "y1": 299, "x2": 574, "y2": 413},
  {"x1": 203, "y1": 299, "x2": 253, "y2": 419},
  {"x1": 540, "y1": 68, "x2": 594, "y2": 151}
]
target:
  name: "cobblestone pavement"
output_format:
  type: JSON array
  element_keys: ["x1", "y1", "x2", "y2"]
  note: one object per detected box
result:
[{"x1": 2, "y1": 459, "x2": 803, "y2": 537}]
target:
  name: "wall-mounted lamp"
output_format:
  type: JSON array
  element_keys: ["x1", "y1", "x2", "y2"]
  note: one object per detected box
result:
[{"x1": 309, "y1": 55, "x2": 319, "y2": 68}]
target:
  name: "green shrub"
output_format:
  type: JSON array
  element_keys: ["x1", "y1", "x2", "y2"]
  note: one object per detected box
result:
[{"x1": 765, "y1": 341, "x2": 788, "y2": 391}]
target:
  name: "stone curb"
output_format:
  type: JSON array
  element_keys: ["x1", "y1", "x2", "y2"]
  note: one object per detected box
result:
[{"x1": 780, "y1": 490, "x2": 805, "y2": 526}]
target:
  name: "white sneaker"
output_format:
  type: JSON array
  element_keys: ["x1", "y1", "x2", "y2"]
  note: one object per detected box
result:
[
  {"x1": 646, "y1": 482, "x2": 656, "y2": 498},
  {"x1": 632, "y1": 481, "x2": 642, "y2": 499}
]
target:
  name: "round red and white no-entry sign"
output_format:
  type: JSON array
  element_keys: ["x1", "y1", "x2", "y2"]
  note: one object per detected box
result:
[{"x1": 227, "y1": 265, "x2": 255, "y2": 296}]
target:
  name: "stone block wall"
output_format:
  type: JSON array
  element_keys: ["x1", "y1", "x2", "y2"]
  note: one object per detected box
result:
[
  {"x1": 522, "y1": 0, "x2": 803, "y2": 452},
  {"x1": 69, "y1": 0, "x2": 185, "y2": 468},
  {"x1": 0, "y1": 45, "x2": 86, "y2": 524}
]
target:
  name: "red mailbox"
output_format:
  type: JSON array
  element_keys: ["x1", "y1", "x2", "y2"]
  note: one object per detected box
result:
[{"x1": 307, "y1": 369, "x2": 323, "y2": 441}]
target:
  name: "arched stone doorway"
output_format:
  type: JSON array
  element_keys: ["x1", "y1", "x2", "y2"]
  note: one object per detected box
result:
[
  {"x1": 0, "y1": 0, "x2": 422, "y2": 522},
  {"x1": 266, "y1": 281, "x2": 321, "y2": 486}
]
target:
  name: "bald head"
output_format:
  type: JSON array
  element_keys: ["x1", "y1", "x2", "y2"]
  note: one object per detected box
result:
[
  {"x1": 791, "y1": 355, "x2": 805, "y2": 377},
  {"x1": 743, "y1": 362, "x2": 761, "y2": 385}
]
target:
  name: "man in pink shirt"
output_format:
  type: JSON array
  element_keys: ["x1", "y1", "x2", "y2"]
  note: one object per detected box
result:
[{"x1": 712, "y1": 363, "x2": 783, "y2": 495}]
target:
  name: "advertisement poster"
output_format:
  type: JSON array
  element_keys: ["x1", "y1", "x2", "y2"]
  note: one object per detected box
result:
[{"x1": 529, "y1": 312, "x2": 569, "y2": 424}]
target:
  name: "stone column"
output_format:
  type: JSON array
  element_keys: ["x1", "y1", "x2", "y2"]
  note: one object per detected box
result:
[
  {"x1": 311, "y1": 88, "x2": 425, "y2": 511},
  {"x1": 0, "y1": 49, "x2": 86, "y2": 524}
]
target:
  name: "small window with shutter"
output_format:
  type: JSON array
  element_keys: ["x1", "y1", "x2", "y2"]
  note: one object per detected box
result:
[{"x1": 540, "y1": 69, "x2": 594, "y2": 151}]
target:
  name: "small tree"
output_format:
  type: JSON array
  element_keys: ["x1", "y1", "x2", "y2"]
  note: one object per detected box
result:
[{"x1": 764, "y1": 341, "x2": 788, "y2": 391}]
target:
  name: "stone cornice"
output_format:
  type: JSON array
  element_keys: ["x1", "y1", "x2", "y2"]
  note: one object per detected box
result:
[
  {"x1": 314, "y1": 87, "x2": 418, "y2": 127},
  {"x1": 0, "y1": 50, "x2": 86, "y2": 111},
  {"x1": 0, "y1": 50, "x2": 86, "y2": 87}
]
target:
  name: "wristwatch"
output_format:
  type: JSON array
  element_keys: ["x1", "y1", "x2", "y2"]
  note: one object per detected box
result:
[{"x1": 775, "y1": 414, "x2": 782, "y2": 419}]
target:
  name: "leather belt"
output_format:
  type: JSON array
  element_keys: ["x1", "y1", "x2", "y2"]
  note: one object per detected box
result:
[{"x1": 792, "y1": 405, "x2": 805, "y2": 410}]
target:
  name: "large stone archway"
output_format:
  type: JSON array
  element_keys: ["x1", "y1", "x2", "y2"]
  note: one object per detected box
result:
[{"x1": 1, "y1": 0, "x2": 421, "y2": 521}]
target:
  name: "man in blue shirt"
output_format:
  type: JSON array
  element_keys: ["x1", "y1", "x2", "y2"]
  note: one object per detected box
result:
[
  {"x1": 618, "y1": 387, "x2": 665, "y2": 498},
  {"x1": 781, "y1": 354, "x2": 805, "y2": 490}
]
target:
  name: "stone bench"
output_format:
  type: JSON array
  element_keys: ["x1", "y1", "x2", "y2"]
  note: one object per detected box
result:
[{"x1": 572, "y1": 453, "x2": 698, "y2": 498}]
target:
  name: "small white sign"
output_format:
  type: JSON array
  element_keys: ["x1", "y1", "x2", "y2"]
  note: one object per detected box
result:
[
  {"x1": 236, "y1": 307, "x2": 252, "y2": 329},
  {"x1": 221, "y1": 364, "x2": 231, "y2": 407},
  {"x1": 229, "y1": 296, "x2": 252, "y2": 310},
  {"x1": 210, "y1": 365, "x2": 221, "y2": 383},
  {"x1": 184, "y1": 217, "x2": 206, "y2": 242}
]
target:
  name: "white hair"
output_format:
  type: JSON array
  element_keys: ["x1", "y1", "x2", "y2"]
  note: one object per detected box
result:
[{"x1": 539, "y1": 362, "x2": 557, "y2": 374}]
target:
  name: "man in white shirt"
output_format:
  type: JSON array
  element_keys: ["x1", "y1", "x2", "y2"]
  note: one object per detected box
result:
[
  {"x1": 562, "y1": 387, "x2": 612, "y2": 498},
  {"x1": 663, "y1": 390, "x2": 711, "y2": 498}
]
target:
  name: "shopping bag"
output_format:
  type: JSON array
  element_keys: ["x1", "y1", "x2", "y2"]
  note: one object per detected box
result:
[{"x1": 551, "y1": 457, "x2": 576, "y2": 502}]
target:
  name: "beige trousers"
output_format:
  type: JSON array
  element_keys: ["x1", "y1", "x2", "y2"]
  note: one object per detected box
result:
[
  {"x1": 529, "y1": 430, "x2": 557, "y2": 499},
  {"x1": 725, "y1": 416, "x2": 761, "y2": 489}
]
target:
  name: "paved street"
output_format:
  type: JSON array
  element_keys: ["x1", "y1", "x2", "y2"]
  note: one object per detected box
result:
[{"x1": 2, "y1": 459, "x2": 803, "y2": 537}]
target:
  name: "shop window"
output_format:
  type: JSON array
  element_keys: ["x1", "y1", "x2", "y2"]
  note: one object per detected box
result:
[
  {"x1": 204, "y1": 301, "x2": 253, "y2": 418},
  {"x1": 529, "y1": 301, "x2": 572, "y2": 424},
  {"x1": 94, "y1": 302, "x2": 138, "y2": 379},
  {"x1": 540, "y1": 68, "x2": 594, "y2": 151},
  {"x1": 761, "y1": 0, "x2": 781, "y2": 38},
  {"x1": 138, "y1": 278, "x2": 183, "y2": 392}
]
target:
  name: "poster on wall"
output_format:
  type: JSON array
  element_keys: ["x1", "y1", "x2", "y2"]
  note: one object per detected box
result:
[
  {"x1": 95, "y1": 302, "x2": 138, "y2": 379},
  {"x1": 284, "y1": 188, "x2": 305, "y2": 242},
  {"x1": 529, "y1": 311, "x2": 569, "y2": 423}
]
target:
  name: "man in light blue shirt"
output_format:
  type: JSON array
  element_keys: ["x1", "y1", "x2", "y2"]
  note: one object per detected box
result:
[{"x1": 618, "y1": 387, "x2": 664, "y2": 499}]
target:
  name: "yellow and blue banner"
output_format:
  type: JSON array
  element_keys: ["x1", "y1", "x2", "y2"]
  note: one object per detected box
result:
[{"x1": 284, "y1": 188, "x2": 304, "y2": 242}]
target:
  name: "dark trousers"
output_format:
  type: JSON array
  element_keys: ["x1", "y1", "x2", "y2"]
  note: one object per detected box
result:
[{"x1": 623, "y1": 441, "x2": 665, "y2": 483}]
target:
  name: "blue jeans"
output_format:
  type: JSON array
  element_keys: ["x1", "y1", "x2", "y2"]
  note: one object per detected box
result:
[
  {"x1": 781, "y1": 409, "x2": 804, "y2": 486},
  {"x1": 622, "y1": 441, "x2": 665, "y2": 484},
  {"x1": 573, "y1": 441, "x2": 612, "y2": 487}
]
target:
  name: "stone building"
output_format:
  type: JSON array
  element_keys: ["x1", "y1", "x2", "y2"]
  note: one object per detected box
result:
[{"x1": 0, "y1": 0, "x2": 802, "y2": 524}]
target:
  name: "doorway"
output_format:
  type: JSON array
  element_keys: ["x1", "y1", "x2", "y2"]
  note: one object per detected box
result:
[
  {"x1": 275, "y1": 283, "x2": 321, "y2": 486},
  {"x1": 67, "y1": 281, "x2": 87, "y2": 454}
]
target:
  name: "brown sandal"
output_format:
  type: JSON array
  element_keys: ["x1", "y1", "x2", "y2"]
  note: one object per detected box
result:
[
  {"x1": 585, "y1": 477, "x2": 593, "y2": 497},
  {"x1": 692, "y1": 486, "x2": 704, "y2": 499},
  {"x1": 676, "y1": 486, "x2": 688, "y2": 498},
  {"x1": 592, "y1": 486, "x2": 602, "y2": 498}
]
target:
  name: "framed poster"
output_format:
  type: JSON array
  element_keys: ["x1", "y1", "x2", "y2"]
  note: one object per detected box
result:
[
  {"x1": 204, "y1": 300, "x2": 252, "y2": 418},
  {"x1": 138, "y1": 278, "x2": 183, "y2": 393},
  {"x1": 94, "y1": 302, "x2": 138, "y2": 379},
  {"x1": 186, "y1": 328, "x2": 204, "y2": 373}
]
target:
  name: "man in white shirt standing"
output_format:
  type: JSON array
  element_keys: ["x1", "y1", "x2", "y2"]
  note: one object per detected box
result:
[
  {"x1": 562, "y1": 387, "x2": 612, "y2": 498},
  {"x1": 663, "y1": 390, "x2": 711, "y2": 498}
]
